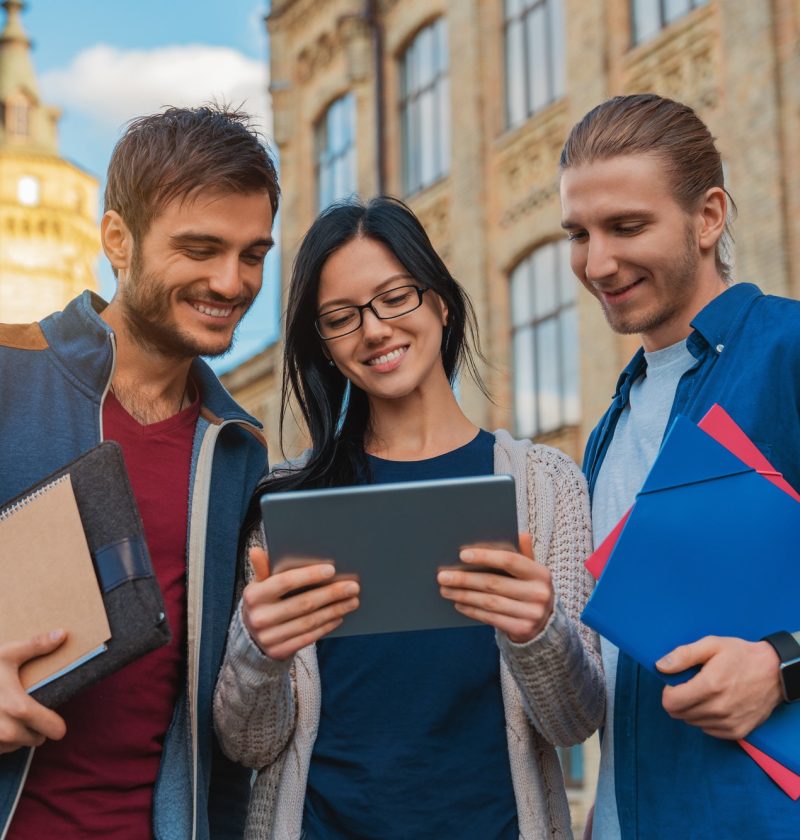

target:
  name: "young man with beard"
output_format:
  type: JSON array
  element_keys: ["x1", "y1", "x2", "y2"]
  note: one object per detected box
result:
[
  {"x1": 0, "y1": 105, "x2": 278, "y2": 839},
  {"x1": 560, "y1": 94, "x2": 800, "y2": 838}
]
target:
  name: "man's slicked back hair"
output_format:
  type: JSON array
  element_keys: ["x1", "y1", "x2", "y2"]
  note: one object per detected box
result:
[
  {"x1": 560, "y1": 93, "x2": 735, "y2": 281},
  {"x1": 104, "y1": 104, "x2": 280, "y2": 243}
]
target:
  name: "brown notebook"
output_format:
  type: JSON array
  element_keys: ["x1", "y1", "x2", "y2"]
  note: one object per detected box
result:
[{"x1": 0, "y1": 475, "x2": 111, "y2": 692}]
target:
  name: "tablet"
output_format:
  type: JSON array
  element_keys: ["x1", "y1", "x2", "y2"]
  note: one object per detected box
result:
[{"x1": 259, "y1": 474, "x2": 519, "y2": 638}]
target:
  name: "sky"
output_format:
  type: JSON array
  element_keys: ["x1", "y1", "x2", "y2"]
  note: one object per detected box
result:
[{"x1": 21, "y1": 0, "x2": 279, "y2": 373}]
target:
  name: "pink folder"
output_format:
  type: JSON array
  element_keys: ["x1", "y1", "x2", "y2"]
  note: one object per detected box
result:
[{"x1": 585, "y1": 404, "x2": 800, "y2": 799}]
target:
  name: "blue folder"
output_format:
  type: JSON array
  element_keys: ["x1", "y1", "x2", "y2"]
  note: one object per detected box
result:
[{"x1": 582, "y1": 415, "x2": 800, "y2": 773}]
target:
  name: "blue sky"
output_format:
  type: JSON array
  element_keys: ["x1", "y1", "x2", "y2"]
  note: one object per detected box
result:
[{"x1": 21, "y1": 0, "x2": 279, "y2": 373}]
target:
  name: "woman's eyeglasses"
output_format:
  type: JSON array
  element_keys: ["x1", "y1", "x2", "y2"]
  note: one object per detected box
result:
[{"x1": 315, "y1": 285, "x2": 428, "y2": 340}]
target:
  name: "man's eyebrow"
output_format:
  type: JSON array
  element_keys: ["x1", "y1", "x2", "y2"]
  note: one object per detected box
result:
[{"x1": 169, "y1": 232, "x2": 275, "y2": 250}]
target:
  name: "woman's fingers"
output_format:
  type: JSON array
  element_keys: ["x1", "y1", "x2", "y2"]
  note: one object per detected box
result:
[
  {"x1": 241, "y1": 565, "x2": 361, "y2": 660},
  {"x1": 455, "y1": 544, "x2": 548, "y2": 581},
  {"x1": 264, "y1": 618, "x2": 345, "y2": 662},
  {"x1": 248, "y1": 546, "x2": 269, "y2": 582},
  {"x1": 247, "y1": 578, "x2": 359, "y2": 629},
  {"x1": 437, "y1": 569, "x2": 550, "y2": 603},
  {"x1": 452, "y1": 602, "x2": 548, "y2": 643},
  {"x1": 252, "y1": 595, "x2": 360, "y2": 660},
  {"x1": 437, "y1": 538, "x2": 555, "y2": 643},
  {"x1": 438, "y1": 583, "x2": 550, "y2": 620}
]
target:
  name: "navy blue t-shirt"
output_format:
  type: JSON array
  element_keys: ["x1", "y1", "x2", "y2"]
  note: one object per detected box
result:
[{"x1": 302, "y1": 429, "x2": 519, "y2": 839}]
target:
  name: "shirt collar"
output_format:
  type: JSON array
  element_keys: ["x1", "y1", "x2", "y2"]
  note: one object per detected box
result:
[
  {"x1": 688, "y1": 282, "x2": 762, "y2": 353},
  {"x1": 611, "y1": 282, "x2": 763, "y2": 401}
]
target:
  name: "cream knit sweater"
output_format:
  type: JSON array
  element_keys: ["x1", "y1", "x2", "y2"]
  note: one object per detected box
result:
[{"x1": 213, "y1": 430, "x2": 604, "y2": 839}]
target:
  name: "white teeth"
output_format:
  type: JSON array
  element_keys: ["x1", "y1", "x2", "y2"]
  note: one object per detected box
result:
[
  {"x1": 194, "y1": 303, "x2": 233, "y2": 317},
  {"x1": 367, "y1": 347, "x2": 407, "y2": 366}
]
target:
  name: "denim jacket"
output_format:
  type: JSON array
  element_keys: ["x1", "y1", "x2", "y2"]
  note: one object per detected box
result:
[
  {"x1": 0, "y1": 292, "x2": 267, "y2": 840},
  {"x1": 583, "y1": 282, "x2": 800, "y2": 838}
]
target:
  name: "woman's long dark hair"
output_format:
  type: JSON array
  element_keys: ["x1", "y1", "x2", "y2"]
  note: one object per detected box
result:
[{"x1": 261, "y1": 196, "x2": 486, "y2": 496}]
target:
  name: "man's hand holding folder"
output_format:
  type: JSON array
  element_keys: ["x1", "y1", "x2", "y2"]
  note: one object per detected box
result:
[
  {"x1": 582, "y1": 404, "x2": 800, "y2": 796},
  {"x1": 656, "y1": 635, "x2": 783, "y2": 740},
  {"x1": 0, "y1": 632, "x2": 67, "y2": 754}
]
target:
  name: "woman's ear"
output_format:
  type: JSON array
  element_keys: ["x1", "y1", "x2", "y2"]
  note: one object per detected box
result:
[
  {"x1": 432, "y1": 292, "x2": 449, "y2": 327},
  {"x1": 320, "y1": 344, "x2": 336, "y2": 368}
]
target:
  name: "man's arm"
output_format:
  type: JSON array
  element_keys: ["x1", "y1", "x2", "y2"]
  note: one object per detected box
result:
[
  {"x1": 0, "y1": 631, "x2": 68, "y2": 753},
  {"x1": 656, "y1": 635, "x2": 783, "y2": 740}
]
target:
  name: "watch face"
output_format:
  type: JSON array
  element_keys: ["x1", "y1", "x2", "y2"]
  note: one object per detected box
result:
[{"x1": 781, "y1": 659, "x2": 800, "y2": 702}]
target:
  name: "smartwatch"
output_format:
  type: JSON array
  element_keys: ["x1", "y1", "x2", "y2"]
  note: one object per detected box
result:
[{"x1": 762, "y1": 631, "x2": 800, "y2": 703}]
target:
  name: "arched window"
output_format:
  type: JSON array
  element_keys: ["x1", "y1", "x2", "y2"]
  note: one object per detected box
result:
[
  {"x1": 504, "y1": 0, "x2": 565, "y2": 129},
  {"x1": 399, "y1": 18, "x2": 450, "y2": 195},
  {"x1": 631, "y1": 0, "x2": 708, "y2": 46},
  {"x1": 315, "y1": 93, "x2": 357, "y2": 211},
  {"x1": 510, "y1": 239, "x2": 580, "y2": 438}
]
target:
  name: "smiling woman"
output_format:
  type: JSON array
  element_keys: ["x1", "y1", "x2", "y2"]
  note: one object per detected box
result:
[{"x1": 212, "y1": 197, "x2": 605, "y2": 839}]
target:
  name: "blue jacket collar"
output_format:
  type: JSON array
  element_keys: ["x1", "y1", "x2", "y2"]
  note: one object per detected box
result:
[
  {"x1": 41, "y1": 291, "x2": 262, "y2": 429},
  {"x1": 611, "y1": 283, "x2": 763, "y2": 405},
  {"x1": 688, "y1": 282, "x2": 762, "y2": 353}
]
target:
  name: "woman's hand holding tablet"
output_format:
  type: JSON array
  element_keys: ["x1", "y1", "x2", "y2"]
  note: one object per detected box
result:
[
  {"x1": 436, "y1": 533, "x2": 555, "y2": 644},
  {"x1": 241, "y1": 547, "x2": 361, "y2": 661}
]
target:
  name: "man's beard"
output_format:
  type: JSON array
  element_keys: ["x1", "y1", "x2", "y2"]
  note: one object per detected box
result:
[
  {"x1": 119, "y1": 248, "x2": 253, "y2": 360},
  {"x1": 602, "y1": 223, "x2": 700, "y2": 337}
]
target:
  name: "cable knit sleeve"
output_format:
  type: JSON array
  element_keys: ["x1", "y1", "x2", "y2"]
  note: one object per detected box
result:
[
  {"x1": 495, "y1": 442, "x2": 605, "y2": 746},
  {"x1": 213, "y1": 524, "x2": 297, "y2": 770}
]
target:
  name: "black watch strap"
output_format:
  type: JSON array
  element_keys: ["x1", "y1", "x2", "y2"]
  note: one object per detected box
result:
[
  {"x1": 762, "y1": 631, "x2": 800, "y2": 703},
  {"x1": 762, "y1": 631, "x2": 800, "y2": 662}
]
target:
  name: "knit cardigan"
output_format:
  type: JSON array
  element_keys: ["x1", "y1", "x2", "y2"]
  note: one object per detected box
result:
[{"x1": 213, "y1": 430, "x2": 604, "y2": 839}]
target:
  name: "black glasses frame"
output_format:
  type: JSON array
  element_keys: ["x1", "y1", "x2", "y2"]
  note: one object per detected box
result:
[{"x1": 315, "y1": 285, "x2": 428, "y2": 340}]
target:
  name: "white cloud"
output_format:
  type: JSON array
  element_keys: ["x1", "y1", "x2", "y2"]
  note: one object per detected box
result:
[{"x1": 41, "y1": 43, "x2": 272, "y2": 138}]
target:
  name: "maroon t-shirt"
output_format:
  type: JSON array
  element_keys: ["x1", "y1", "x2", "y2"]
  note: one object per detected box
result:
[{"x1": 8, "y1": 391, "x2": 199, "y2": 838}]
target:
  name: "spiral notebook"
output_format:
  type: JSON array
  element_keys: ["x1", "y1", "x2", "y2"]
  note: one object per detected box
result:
[
  {"x1": 0, "y1": 442, "x2": 171, "y2": 708},
  {"x1": 0, "y1": 475, "x2": 111, "y2": 692}
]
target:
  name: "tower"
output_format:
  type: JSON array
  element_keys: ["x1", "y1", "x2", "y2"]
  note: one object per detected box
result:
[{"x1": 0, "y1": 0, "x2": 99, "y2": 323}]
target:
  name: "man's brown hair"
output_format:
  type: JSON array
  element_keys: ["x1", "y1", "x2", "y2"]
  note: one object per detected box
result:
[
  {"x1": 104, "y1": 104, "x2": 280, "y2": 244},
  {"x1": 560, "y1": 93, "x2": 735, "y2": 281}
]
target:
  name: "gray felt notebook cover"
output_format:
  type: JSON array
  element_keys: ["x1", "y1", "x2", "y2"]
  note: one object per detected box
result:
[{"x1": 0, "y1": 442, "x2": 171, "y2": 708}]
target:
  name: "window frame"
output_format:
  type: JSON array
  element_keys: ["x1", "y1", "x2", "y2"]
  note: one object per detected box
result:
[
  {"x1": 502, "y1": 0, "x2": 565, "y2": 130},
  {"x1": 314, "y1": 92, "x2": 357, "y2": 211},
  {"x1": 631, "y1": 0, "x2": 708, "y2": 47},
  {"x1": 509, "y1": 239, "x2": 580, "y2": 439},
  {"x1": 398, "y1": 17, "x2": 450, "y2": 196}
]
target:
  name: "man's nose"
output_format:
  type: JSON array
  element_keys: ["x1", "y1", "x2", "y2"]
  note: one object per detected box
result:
[
  {"x1": 208, "y1": 256, "x2": 243, "y2": 299},
  {"x1": 584, "y1": 236, "x2": 619, "y2": 282}
]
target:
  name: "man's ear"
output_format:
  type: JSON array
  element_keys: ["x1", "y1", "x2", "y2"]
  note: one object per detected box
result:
[
  {"x1": 101, "y1": 211, "x2": 134, "y2": 277},
  {"x1": 697, "y1": 187, "x2": 727, "y2": 253}
]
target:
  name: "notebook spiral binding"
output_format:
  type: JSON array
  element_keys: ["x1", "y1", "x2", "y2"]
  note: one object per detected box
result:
[{"x1": 0, "y1": 476, "x2": 67, "y2": 524}]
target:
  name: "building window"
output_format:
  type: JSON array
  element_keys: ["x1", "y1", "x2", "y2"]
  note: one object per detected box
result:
[
  {"x1": 504, "y1": 0, "x2": 565, "y2": 129},
  {"x1": 399, "y1": 17, "x2": 450, "y2": 196},
  {"x1": 558, "y1": 744, "x2": 585, "y2": 789},
  {"x1": 7, "y1": 98, "x2": 30, "y2": 139},
  {"x1": 631, "y1": 0, "x2": 708, "y2": 45},
  {"x1": 510, "y1": 239, "x2": 580, "y2": 439},
  {"x1": 315, "y1": 93, "x2": 357, "y2": 211}
]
